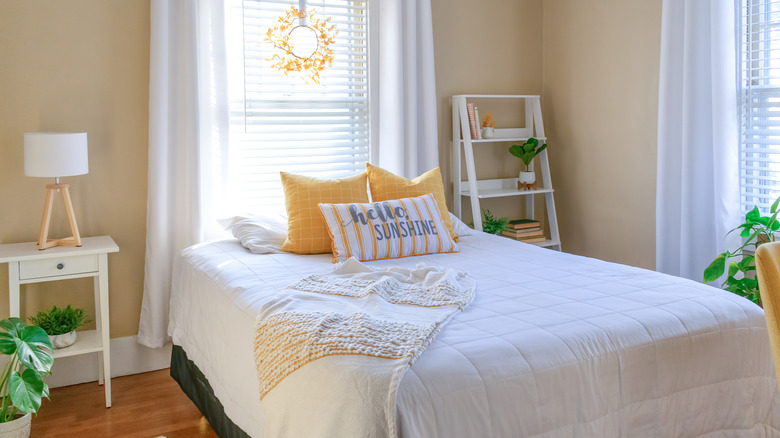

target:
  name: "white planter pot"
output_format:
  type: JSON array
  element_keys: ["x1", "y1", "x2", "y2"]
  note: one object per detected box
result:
[
  {"x1": 0, "y1": 413, "x2": 31, "y2": 438},
  {"x1": 518, "y1": 171, "x2": 536, "y2": 184},
  {"x1": 49, "y1": 330, "x2": 77, "y2": 349},
  {"x1": 482, "y1": 127, "x2": 495, "y2": 139}
]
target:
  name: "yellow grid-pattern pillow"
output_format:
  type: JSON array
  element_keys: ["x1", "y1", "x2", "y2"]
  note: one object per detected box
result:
[
  {"x1": 280, "y1": 172, "x2": 369, "y2": 254},
  {"x1": 318, "y1": 193, "x2": 458, "y2": 263},
  {"x1": 366, "y1": 163, "x2": 458, "y2": 242}
]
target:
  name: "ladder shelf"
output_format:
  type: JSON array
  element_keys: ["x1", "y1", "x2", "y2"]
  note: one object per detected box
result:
[{"x1": 451, "y1": 94, "x2": 561, "y2": 251}]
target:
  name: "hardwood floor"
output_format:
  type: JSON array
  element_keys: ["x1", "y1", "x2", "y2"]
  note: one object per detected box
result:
[{"x1": 32, "y1": 369, "x2": 218, "y2": 438}]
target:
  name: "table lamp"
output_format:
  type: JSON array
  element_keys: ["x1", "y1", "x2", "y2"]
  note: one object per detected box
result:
[{"x1": 24, "y1": 132, "x2": 89, "y2": 250}]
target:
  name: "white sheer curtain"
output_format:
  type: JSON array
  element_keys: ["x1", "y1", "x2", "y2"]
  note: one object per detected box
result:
[
  {"x1": 656, "y1": 0, "x2": 740, "y2": 280},
  {"x1": 369, "y1": 0, "x2": 439, "y2": 178},
  {"x1": 138, "y1": 0, "x2": 228, "y2": 348}
]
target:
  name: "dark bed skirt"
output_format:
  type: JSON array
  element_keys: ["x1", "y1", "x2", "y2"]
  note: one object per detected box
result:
[{"x1": 170, "y1": 344, "x2": 251, "y2": 438}]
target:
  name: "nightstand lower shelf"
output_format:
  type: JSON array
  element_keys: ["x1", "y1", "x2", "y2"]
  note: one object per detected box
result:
[{"x1": 53, "y1": 330, "x2": 103, "y2": 359}]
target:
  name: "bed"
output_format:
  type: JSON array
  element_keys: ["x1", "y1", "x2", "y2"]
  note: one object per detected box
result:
[{"x1": 168, "y1": 219, "x2": 780, "y2": 437}]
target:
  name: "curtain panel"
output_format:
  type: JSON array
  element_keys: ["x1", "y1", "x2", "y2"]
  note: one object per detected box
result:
[
  {"x1": 369, "y1": 0, "x2": 439, "y2": 178},
  {"x1": 139, "y1": 0, "x2": 228, "y2": 348},
  {"x1": 656, "y1": 0, "x2": 741, "y2": 281}
]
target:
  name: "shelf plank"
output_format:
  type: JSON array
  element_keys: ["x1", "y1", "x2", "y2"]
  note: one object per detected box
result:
[
  {"x1": 52, "y1": 329, "x2": 103, "y2": 359},
  {"x1": 460, "y1": 187, "x2": 554, "y2": 198},
  {"x1": 459, "y1": 136, "x2": 547, "y2": 144},
  {"x1": 531, "y1": 239, "x2": 561, "y2": 248},
  {"x1": 452, "y1": 94, "x2": 540, "y2": 99}
]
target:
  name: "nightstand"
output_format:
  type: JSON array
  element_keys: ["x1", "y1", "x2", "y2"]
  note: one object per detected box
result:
[{"x1": 0, "y1": 236, "x2": 119, "y2": 407}]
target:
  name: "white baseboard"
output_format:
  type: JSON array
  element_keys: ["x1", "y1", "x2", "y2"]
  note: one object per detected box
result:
[{"x1": 46, "y1": 336, "x2": 172, "y2": 388}]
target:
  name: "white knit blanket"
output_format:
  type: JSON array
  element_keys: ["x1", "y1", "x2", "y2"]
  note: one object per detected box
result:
[{"x1": 253, "y1": 258, "x2": 475, "y2": 438}]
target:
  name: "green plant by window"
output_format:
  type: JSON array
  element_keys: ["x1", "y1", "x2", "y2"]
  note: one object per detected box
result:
[
  {"x1": 509, "y1": 138, "x2": 547, "y2": 171},
  {"x1": 703, "y1": 197, "x2": 780, "y2": 305},
  {"x1": 0, "y1": 318, "x2": 53, "y2": 421},
  {"x1": 470, "y1": 209, "x2": 509, "y2": 235},
  {"x1": 29, "y1": 305, "x2": 91, "y2": 336}
]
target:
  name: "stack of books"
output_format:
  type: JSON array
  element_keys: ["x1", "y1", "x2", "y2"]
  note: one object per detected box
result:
[{"x1": 502, "y1": 219, "x2": 546, "y2": 243}]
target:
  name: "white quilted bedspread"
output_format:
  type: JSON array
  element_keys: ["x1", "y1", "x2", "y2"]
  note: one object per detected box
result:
[{"x1": 169, "y1": 227, "x2": 780, "y2": 437}]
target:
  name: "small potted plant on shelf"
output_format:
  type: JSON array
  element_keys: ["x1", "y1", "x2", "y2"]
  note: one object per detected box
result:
[
  {"x1": 470, "y1": 209, "x2": 509, "y2": 235},
  {"x1": 703, "y1": 196, "x2": 780, "y2": 306},
  {"x1": 0, "y1": 317, "x2": 53, "y2": 438},
  {"x1": 29, "y1": 305, "x2": 91, "y2": 349},
  {"x1": 509, "y1": 138, "x2": 547, "y2": 190}
]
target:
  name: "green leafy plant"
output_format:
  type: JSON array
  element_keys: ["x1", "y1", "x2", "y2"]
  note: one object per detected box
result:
[
  {"x1": 0, "y1": 318, "x2": 53, "y2": 421},
  {"x1": 509, "y1": 138, "x2": 548, "y2": 171},
  {"x1": 703, "y1": 197, "x2": 780, "y2": 305},
  {"x1": 470, "y1": 209, "x2": 509, "y2": 235},
  {"x1": 29, "y1": 305, "x2": 91, "y2": 336}
]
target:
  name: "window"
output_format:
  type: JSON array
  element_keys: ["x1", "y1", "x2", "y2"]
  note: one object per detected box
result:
[
  {"x1": 740, "y1": 0, "x2": 780, "y2": 212},
  {"x1": 223, "y1": 0, "x2": 369, "y2": 213}
]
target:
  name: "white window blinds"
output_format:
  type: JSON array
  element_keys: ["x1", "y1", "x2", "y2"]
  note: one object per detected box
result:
[
  {"x1": 740, "y1": 0, "x2": 780, "y2": 212},
  {"x1": 224, "y1": 0, "x2": 369, "y2": 212}
]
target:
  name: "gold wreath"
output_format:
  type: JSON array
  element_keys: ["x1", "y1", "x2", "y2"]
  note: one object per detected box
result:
[{"x1": 264, "y1": 6, "x2": 338, "y2": 84}]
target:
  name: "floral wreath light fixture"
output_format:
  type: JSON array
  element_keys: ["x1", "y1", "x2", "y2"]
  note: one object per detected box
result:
[{"x1": 264, "y1": 0, "x2": 338, "y2": 84}]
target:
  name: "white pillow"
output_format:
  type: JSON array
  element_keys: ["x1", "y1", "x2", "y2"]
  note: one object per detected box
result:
[
  {"x1": 218, "y1": 213, "x2": 288, "y2": 254},
  {"x1": 449, "y1": 212, "x2": 476, "y2": 237}
]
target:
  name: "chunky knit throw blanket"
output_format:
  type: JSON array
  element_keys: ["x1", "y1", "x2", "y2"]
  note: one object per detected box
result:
[{"x1": 253, "y1": 258, "x2": 475, "y2": 438}]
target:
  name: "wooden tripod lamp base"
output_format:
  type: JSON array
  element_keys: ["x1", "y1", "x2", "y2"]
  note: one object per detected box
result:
[{"x1": 38, "y1": 183, "x2": 82, "y2": 250}]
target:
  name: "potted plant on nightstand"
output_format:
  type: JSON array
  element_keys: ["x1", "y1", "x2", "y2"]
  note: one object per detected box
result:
[
  {"x1": 509, "y1": 138, "x2": 547, "y2": 190},
  {"x1": 0, "y1": 317, "x2": 53, "y2": 438},
  {"x1": 29, "y1": 305, "x2": 90, "y2": 349}
]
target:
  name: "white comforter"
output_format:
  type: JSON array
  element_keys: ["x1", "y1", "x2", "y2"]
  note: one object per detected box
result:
[{"x1": 169, "y1": 227, "x2": 780, "y2": 437}]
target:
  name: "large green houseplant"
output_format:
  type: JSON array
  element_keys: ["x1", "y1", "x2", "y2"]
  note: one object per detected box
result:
[
  {"x1": 0, "y1": 317, "x2": 53, "y2": 436},
  {"x1": 703, "y1": 197, "x2": 780, "y2": 305}
]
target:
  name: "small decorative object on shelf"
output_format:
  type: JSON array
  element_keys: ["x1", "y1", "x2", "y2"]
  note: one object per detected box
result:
[
  {"x1": 509, "y1": 138, "x2": 547, "y2": 191},
  {"x1": 470, "y1": 209, "x2": 509, "y2": 235},
  {"x1": 480, "y1": 112, "x2": 496, "y2": 138},
  {"x1": 0, "y1": 317, "x2": 53, "y2": 438},
  {"x1": 29, "y1": 305, "x2": 91, "y2": 349},
  {"x1": 703, "y1": 195, "x2": 780, "y2": 306}
]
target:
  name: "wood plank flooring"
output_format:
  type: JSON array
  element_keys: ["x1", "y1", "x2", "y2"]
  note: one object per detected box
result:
[{"x1": 31, "y1": 369, "x2": 218, "y2": 438}]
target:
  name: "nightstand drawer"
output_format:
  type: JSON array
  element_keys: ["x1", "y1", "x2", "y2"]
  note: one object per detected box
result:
[{"x1": 19, "y1": 254, "x2": 99, "y2": 280}]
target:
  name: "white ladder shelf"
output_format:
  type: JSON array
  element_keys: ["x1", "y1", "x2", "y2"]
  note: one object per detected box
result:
[{"x1": 451, "y1": 94, "x2": 561, "y2": 250}]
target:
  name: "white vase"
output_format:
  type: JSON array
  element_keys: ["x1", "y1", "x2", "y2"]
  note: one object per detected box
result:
[
  {"x1": 518, "y1": 171, "x2": 536, "y2": 185},
  {"x1": 482, "y1": 127, "x2": 495, "y2": 139},
  {"x1": 0, "y1": 413, "x2": 31, "y2": 438},
  {"x1": 49, "y1": 330, "x2": 77, "y2": 349}
]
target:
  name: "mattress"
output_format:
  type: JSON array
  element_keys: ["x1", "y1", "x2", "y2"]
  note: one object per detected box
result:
[{"x1": 168, "y1": 228, "x2": 780, "y2": 437}]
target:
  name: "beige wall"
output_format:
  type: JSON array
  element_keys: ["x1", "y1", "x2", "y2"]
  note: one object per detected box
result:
[
  {"x1": 431, "y1": 0, "x2": 544, "y2": 225},
  {"x1": 0, "y1": 1, "x2": 150, "y2": 337},
  {"x1": 542, "y1": 0, "x2": 662, "y2": 269}
]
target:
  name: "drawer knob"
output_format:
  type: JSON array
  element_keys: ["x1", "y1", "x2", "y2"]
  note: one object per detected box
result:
[{"x1": 56, "y1": 263, "x2": 64, "y2": 270}]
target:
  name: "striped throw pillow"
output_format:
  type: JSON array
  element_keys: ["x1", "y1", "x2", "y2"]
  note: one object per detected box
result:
[{"x1": 318, "y1": 193, "x2": 459, "y2": 263}]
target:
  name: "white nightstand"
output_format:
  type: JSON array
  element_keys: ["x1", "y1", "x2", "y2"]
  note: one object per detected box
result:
[{"x1": 0, "y1": 236, "x2": 119, "y2": 408}]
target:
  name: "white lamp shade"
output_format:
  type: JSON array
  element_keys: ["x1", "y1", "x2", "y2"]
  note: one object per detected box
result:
[{"x1": 24, "y1": 132, "x2": 89, "y2": 178}]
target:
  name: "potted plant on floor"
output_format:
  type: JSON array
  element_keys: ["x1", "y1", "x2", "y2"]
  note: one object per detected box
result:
[
  {"x1": 509, "y1": 138, "x2": 547, "y2": 190},
  {"x1": 703, "y1": 197, "x2": 780, "y2": 306},
  {"x1": 29, "y1": 305, "x2": 90, "y2": 349},
  {"x1": 0, "y1": 317, "x2": 53, "y2": 438}
]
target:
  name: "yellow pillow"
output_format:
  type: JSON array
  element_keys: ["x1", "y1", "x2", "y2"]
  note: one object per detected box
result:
[
  {"x1": 280, "y1": 172, "x2": 369, "y2": 254},
  {"x1": 366, "y1": 163, "x2": 457, "y2": 241}
]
